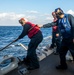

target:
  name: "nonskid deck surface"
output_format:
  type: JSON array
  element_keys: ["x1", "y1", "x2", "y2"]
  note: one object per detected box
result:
[
  {"x1": 27, "y1": 54, "x2": 74, "y2": 75},
  {"x1": 6, "y1": 54, "x2": 74, "y2": 75}
]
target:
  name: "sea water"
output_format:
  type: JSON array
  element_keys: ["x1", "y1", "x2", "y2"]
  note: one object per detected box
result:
[{"x1": 0, "y1": 26, "x2": 52, "y2": 58}]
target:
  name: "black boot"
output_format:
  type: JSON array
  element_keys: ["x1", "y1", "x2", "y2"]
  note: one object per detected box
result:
[
  {"x1": 23, "y1": 58, "x2": 30, "y2": 66},
  {"x1": 56, "y1": 64, "x2": 68, "y2": 70},
  {"x1": 49, "y1": 44, "x2": 54, "y2": 49}
]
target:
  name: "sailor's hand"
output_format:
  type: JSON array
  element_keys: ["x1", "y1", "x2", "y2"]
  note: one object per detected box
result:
[
  {"x1": 56, "y1": 33, "x2": 59, "y2": 37},
  {"x1": 40, "y1": 25, "x2": 43, "y2": 28},
  {"x1": 37, "y1": 24, "x2": 43, "y2": 28}
]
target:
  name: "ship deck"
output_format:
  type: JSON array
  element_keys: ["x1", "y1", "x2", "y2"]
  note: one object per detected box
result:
[
  {"x1": 28, "y1": 54, "x2": 74, "y2": 75},
  {"x1": 6, "y1": 53, "x2": 74, "y2": 75}
]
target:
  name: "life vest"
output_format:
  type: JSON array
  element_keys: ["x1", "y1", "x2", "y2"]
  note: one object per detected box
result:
[
  {"x1": 26, "y1": 22, "x2": 40, "y2": 38},
  {"x1": 52, "y1": 18, "x2": 58, "y2": 32},
  {"x1": 58, "y1": 14, "x2": 72, "y2": 38},
  {"x1": 52, "y1": 26, "x2": 58, "y2": 32}
]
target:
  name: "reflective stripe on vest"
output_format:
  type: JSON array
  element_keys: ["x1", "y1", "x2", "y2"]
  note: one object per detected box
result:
[
  {"x1": 52, "y1": 18, "x2": 58, "y2": 32},
  {"x1": 26, "y1": 22, "x2": 40, "y2": 38}
]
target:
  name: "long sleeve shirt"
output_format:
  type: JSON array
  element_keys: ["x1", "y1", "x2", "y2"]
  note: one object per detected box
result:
[
  {"x1": 18, "y1": 23, "x2": 31, "y2": 39},
  {"x1": 43, "y1": 14, "x2": 74, "y2": 39}
]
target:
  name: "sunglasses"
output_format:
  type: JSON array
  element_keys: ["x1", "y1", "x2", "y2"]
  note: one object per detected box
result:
[
  {"x1": 19, "y1": 20, "x2": 23, "y2": 24},
  {"x1": 55, "y1": 12, "x2": 63, "y2": 16}
]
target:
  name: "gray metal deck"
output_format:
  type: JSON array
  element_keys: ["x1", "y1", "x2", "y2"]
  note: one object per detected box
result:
[
  {"x1": 6, "y1": 54, "x2": 74, "y2": 75},
  {"x1": 28, "y1": 54, "x2": 74, "y2": 75}
]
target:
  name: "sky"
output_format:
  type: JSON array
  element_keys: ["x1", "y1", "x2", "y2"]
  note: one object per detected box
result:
[{"x1": 0, "y1": 0, "x2": 74, "y2": 26}]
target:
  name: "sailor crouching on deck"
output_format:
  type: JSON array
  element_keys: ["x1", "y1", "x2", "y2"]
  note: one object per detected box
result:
[{"x1": 13, "y1": 18, "x2": 43, "y2": 70}]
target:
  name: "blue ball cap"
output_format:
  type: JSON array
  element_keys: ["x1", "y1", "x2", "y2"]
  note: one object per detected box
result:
[{"x1": 55, "y1": 8, "x2": 64, "y2": 13}]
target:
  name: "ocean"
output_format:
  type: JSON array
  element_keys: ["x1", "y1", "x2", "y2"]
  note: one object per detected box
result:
[{"x1": 0, "y1": 26, "x2": 52, "y2": 58}]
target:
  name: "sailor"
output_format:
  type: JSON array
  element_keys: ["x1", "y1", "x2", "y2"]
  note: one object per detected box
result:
[
  {"x1": 41, "y1": 8, "x2": 74, "y2": 70},
  {"x1": 14, "y1": 18, "x2": 43, "y2": 70},
  {"x1": 49, "y1": 12, "x2": 61, "y2": 54},
  {"x1": 55, "y1": 8, "x2": 74, "y2": 70}
]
